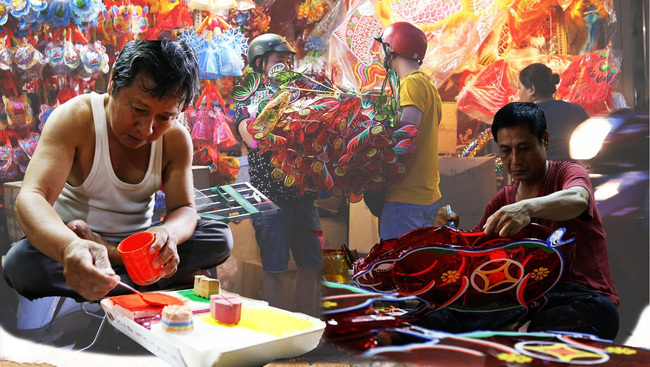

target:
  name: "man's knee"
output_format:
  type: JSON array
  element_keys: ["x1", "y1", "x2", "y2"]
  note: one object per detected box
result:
[
  {"x1": 195, "y1": 220, "x2": 233, "y2": 250},
  {"x1": 188, "y1": 220, "x2": 234, "y2": 267},
  {"x1": 414, "y1": 309, "x2": 465, "y2": 334},
  {"x1": 530, "y1": 293, "x2": 619, "y2": 339},
  {"x1": 3, "y1": 239, "x2": 58, "y2": 299},
  {"x1": 3, "y1": 240, "x2": 30, "y2": 286}
]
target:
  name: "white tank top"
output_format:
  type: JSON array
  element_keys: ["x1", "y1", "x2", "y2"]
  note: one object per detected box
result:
[{"x1": 54, "y1": 92, "x2": 163, "y2": 240}]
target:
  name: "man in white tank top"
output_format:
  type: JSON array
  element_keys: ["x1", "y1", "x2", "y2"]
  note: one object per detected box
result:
[{"x1": 3, "y1": 41, "x2": 233, "y2": 301}]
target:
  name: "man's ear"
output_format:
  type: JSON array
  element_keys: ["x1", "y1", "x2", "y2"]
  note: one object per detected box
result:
[
  {"x1": 254, "y1": 57, "x2": 263, "y2": 72},
  {"x1": 107, "y1": 70, "x2": 114, "y2": 95},
  {"x1": 542, "y1": 131, "x2": 549, "y2": 149}
]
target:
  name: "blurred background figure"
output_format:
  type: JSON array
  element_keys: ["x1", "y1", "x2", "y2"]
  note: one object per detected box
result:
[
  {"x1": 570, "y1": 107, "x2": 649, "y2": 345},
  {"x1": 518, "y1": 63, "x2": 589, "y2": 162}
]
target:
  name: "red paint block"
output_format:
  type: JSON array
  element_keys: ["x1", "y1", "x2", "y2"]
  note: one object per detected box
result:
[{"x1": 210, "y1": 294, "x2": 242, "y2": 325}]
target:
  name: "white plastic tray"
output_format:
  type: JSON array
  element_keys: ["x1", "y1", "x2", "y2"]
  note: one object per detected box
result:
[{"x1": 100, "y1": 291, "x2": 325, "y2": 367}]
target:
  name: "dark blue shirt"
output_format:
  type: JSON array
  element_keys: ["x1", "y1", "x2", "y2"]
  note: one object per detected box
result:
[{"x1": 536, "y1": 99, "x2": 589, "y2": 162}]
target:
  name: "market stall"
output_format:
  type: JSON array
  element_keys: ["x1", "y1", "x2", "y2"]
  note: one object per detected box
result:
[{"x1": 1, "y1": 0, "x2": 643, "y2": 365}]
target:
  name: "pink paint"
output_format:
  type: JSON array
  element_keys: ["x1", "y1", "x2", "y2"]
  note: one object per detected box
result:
[{"x1": 210, "y1": 294, "x2": 242, "y2": 325}]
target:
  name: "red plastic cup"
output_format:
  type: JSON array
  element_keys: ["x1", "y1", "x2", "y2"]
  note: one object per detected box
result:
[{"x1": 117, "y1": 232, "x2": 160, "y2": 286}]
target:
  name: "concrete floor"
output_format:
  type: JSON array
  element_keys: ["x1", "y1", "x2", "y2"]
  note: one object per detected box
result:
[{"x1": 0, "y1": 325, "x2": 168, "y2": 367}]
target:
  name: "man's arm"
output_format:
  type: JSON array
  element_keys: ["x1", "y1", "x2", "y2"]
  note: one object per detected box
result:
[
  {"x1": 434, "y1": 206, "x2": 460, "y2": 227},
  {"x1": 399, "y1": 105, "x2": 423, "y2": 129},
  {"x1": 152, "y1": 122, "x2": 198, "y2": 277},
  {"x1": 483, "y1": 186, "x2": 589, "y2": 237},
  {"x1": 15, "y1": 95, "x2": 119, "y2": 300},
  {"x1": 237, "y1": 118, "x2": 256, "y2": 148}
]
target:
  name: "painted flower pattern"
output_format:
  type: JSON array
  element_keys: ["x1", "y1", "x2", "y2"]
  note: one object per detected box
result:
[
  {"x1": 605, "y1": 346, "x2": 637, "y2": 355},
  {"x1": 497, "y1": 353, "x2": 533, "y2": 363},
  {"x1": 441, "y1": 270, "x2": 460, "y2": 283},
  {"x1": 531, "y1": 267, "x2": 549, "y2": 280}
]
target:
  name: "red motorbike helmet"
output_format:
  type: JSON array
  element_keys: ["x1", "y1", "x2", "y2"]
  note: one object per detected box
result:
[{"x1": 376, "y1": 22, "x2": 428, "y2": 63}]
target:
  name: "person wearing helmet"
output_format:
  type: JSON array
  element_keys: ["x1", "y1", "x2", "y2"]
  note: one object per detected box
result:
[
  {"x1": 247, "y1": 33, "x2": 296, "y2": 74},
  {"x1": 232, "y1": 33, "x2": 322, "y2": 317},
  {"x1": 375, "y1": 22, "x2": 443, "y2": 240}
]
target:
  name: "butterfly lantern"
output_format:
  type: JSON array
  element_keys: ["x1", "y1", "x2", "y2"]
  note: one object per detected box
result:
[
  {"x1": 69, "y1": 0, "x2": 104, "y2": 28},
  {"x1": 79, "y1": 41, "x2": 110, "y2": 77},
  {"x1": 2, "y1": 93, "x2": 34, "y2": 127},
  {"x1": 111, "y1": 4, "x2": 149, "y2": 35},
  {"x1": 38, "y1": 103, "x2": 57, "y2": 131},
  {"x1": 12, "y1": 40, "x2": 45, "y2": 70},
  {"x1": 7, "y1": 0, "x2": 47, "y2": 30},
  {"x1": 12, "y1": 131, "x2": 39, "y2": 172},
  {"x1": 0, "y1": 0, "x2": 9, "y2": 26},
  {"x1": 44, "y1": 38, "x2": 83, "y2": 73},
  {"x1": 0, "y1": 36, "x2": 12, "y2": 70},
  {"x1": 0, "y1": 143, "x2": 18, "y2": 180}
]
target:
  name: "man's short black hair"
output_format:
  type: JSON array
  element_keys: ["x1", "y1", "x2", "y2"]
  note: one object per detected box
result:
[
  {"x1": 492, "y1": 102, "x2": 547, "y2": 144},
  {"x1": 111, "y1": 40, "x2": 200, "y2": 111}
]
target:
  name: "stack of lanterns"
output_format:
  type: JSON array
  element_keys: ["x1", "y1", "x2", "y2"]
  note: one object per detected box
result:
[{"x1": 234, "y1": 67, "x2": 419, "y2": 199}]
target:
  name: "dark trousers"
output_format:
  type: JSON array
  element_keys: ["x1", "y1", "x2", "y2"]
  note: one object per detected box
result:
[
  {"x1": 2, "y1": 219, "x2": 233, "y2": 301},
  {"x1": 414, "y1": 283, "x2": 620, "y2": 340}
]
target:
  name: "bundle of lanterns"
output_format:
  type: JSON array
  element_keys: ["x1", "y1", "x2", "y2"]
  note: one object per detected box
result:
[
  {"x1": 297, "y1": 0, "x2": 330, "y2": 26},
  {"x1": 233, "y1": 66, "x2": 419, "y2": 199},
  {"x1": 179, "y1": 13, "x2": 249, "y2": 184},
  {"x1": 227, "y1": 1, "x2": 269, "y2": 40},
  {"x1": 5, "y1": 0, "x2": 104, "y2": 31},
  {"x1": 0, "y1": 91, "x2": 39, "y2": 180},
  {"x1": 0, "y1": 0, "x2": 109, "y2": 184}
]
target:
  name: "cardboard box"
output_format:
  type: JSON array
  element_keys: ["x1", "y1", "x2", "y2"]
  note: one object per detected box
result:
[
  {"x1": 3, "y1": 181, "x2": 24, "y2": 243},
  {"x1": 348, "y1": 200, "x2": 380, "y2": 255},
  {"x1": 439, "y1": 102, "x2": 459, "y2": 155},
  {"x1": 3, "y1": 181, "x2": 21, "y2": 213},
  {"x1": 438, "y1": 156, "x2": 497, "y2": 228},
  {"x1": 320, "y1": 216, "x2": 348, "y2": 250},
  {"x1": 242, "y1": 260, "x2": 297, "y2": 311},
  {"x1": 314, "y1": 195, "x2": 345, "y2": 214},
  {"x1": 223, "y1": 220, "x2": 260, "y2": 296},
  {"x1": 234, "y1": 156, "x2": 250, "y2": 184},
  {"x1": 192, "y1": 166, "x2": 211, "y2": 190}
]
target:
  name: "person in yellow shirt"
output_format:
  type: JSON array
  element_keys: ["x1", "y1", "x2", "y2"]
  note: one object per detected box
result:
[{"x1": 375, "y1": 22, "x2": 442, "y2": 240}]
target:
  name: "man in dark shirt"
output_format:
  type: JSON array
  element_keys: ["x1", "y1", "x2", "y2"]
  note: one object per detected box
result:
[{"x1": 430, "y1": 102, "x2": 619, "y2": 339}]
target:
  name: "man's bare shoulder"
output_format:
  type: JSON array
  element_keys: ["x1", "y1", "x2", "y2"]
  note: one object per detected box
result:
[
  {"x1": 161, "y1": 118, "x2": 192, "y2": 166},
  {"x1": 163, "y1": 118, "x2": 192, "y2": 147},
  {"x1": 44, "y1": 94, "x2": 98, "y2": 134}
]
